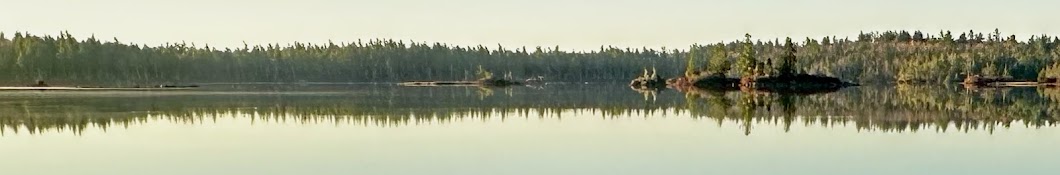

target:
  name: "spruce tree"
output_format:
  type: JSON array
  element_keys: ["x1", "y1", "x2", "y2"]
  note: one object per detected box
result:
[
  {"x1": 779, "y1": 37, "x2": 797, "y2": 78},
  {"x1": 737, "y1": 34, "x2": 757, "y2": 77}
]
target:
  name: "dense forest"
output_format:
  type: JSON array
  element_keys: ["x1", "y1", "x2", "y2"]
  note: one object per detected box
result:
[
  {"x1": 686, "y1": 30, "x2": 1060, "y2": 83},
  {"x1": 0, "y1": 30, "x2": 1058, "y2": 85},
  {"x1": 0, "y1": 32, "x2": 683, "y2": 85}
]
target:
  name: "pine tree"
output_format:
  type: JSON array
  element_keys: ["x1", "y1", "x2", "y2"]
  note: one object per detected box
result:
[
  {"x1": 737, "y1": 34, "x2": 758, "y2": 77},
  {"x1": 685, "y1": 45, "x2": 697, "y2": 77},
  {"x1": 779, "y1": 37, "x2": 797, "y2": 78}
]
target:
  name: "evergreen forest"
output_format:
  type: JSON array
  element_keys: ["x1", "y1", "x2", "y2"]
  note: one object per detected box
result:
[{"x1": 0, "y1": 29, "x2": 1058, "y2": 86}]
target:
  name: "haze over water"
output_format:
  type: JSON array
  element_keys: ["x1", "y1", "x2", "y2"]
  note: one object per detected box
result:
[
  {"x1": 0, "y1": 84, "x2": 1057, "y2": 175},
  {"x1": 3, "y1": 0, "x2": 1060, "y2": 174}
]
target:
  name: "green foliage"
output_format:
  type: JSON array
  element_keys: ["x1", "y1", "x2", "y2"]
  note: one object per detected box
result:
[
  {"x1": 0, "y1": 32, "x2": 684, "y2": 86},
  {"x1": 1041, "y1": 63, "x2": 1060, "y2": 81},
  {"x1": 689, "y1": 29, "x2": 1059, "y2": 83},
  {"x1": 736, "y1": 34, "x2": 758, "y2": 77},
  {"x1": 706, "y1": 44, "x2": 731, "y2": 75},
  {"x1": 684, "y1": 45, "x2": 697, "y2": 77},
  {"x1": 2, "y1": 29, "x2": 1059, "y2": 85},
  {"x1": 778, "y1": 37, "x2": 797, "y2": 77}
]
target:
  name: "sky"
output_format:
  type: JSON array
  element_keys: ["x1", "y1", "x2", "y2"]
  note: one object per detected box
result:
[{"x1": 2, "y1": 0, "x2": 1057, "y2": 51}]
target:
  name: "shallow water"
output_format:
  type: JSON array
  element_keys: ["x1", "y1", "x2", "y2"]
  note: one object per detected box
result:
[{"x1": 0, "y1": 84, "x2": 1057, "y2": 175}]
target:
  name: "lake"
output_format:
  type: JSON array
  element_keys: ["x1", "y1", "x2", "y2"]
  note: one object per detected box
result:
[{"x1": 0, "y1": 83, "x2": 1058, "y2": 175}]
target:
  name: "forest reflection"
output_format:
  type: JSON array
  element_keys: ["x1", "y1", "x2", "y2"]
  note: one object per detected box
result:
[
  {"x1": 680, "y1": 85, "x2": 1058, "y2": 135},
  {"x1": 0, "y1": 84, "x2": 1056, "y2": 135}
]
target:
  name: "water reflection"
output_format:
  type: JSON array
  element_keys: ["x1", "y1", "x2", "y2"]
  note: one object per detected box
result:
[
  {"x1": 681, "y1": 85, "x2": 1059, "y2": 135},
  {"x1": 0, "y1": 84, "x2": 1056, "y2": 135}
]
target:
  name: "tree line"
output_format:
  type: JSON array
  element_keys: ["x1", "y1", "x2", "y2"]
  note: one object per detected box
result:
[
  {"x1": 686, "y1": 29, "x2": 1060, "y2": 84},
  {"x1": 1, "y1": 29, "x2": 1058, "y2": 85},
  {"x1": 0, "y1": 32, "x2": 683, "y2": 86}
]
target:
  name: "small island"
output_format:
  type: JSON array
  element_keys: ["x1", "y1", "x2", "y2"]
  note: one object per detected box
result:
[
  {"x1": 957, "y1": 74, "x2": 1060, "y2": 88},
  {"x1": 629, "y1": 68, "x2": 666, "y2": 90},
  {"x1": 399, "y1": 65, "x2": 526, "y2": 87},
  {"x1": 634, "y1": 34, "x2": 856, "y2": 94}
]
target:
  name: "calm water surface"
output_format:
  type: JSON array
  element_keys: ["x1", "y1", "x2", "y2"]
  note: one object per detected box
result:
[{"x1": 0, "y1": 84, "x2": 1057, "y2": 175}]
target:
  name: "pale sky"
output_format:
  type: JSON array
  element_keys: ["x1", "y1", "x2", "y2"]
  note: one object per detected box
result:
[{"x1": 2, "y1": 0, "x2": 1057, "y2": 51}]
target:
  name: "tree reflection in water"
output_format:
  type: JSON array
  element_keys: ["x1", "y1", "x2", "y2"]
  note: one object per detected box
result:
[{"x1": 0, "y1": 84, "x2": 1055, "y2": 135}]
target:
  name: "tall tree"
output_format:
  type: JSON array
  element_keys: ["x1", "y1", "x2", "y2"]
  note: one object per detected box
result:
[
  {"x1": 685, "y1": 45, "x2": 698, "y2": 77},
  {"x1": 778, "y1": 37, "x2": 797, "y2": 77},
  {"x1": 737, "y1": 34, "x2": 758, "y2": 77}
]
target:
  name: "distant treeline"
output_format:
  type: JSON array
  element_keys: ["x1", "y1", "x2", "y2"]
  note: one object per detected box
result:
[
  {"x1": 687, "y1": 30, "x2": 1060, "y2": 83},
  {"x1": 0, "y1": 32, "x2": 683, "y2": 85},
  {"x1": 0, "y1": 30, "x2": 1059, "y2": 85}
]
